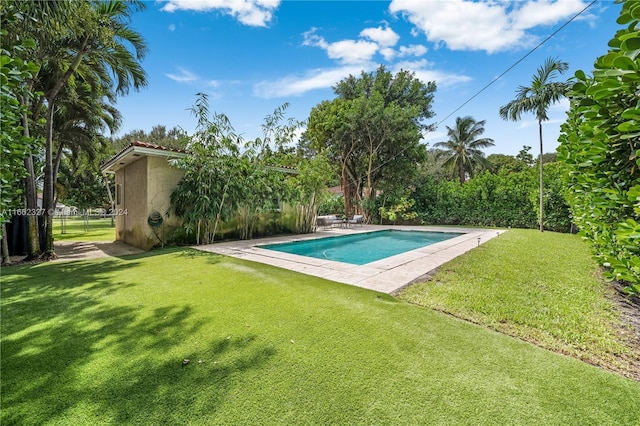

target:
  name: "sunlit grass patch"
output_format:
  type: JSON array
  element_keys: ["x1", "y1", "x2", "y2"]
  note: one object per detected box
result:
[
  {"x1": 53, "y1": 217, "x2": 115, "y2": 242},
  {"x1": 2, "y1": 247, "x2": 639, "y2": 425},
  {"x1": 399, "y1": 229, "x2": 639, "y2": 378}
]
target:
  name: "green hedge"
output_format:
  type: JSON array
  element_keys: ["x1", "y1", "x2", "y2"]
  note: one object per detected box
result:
[
  {"x1": 412, "y1": 166, "x2": 571, "y2": 232},
  {"x1": 557, "y1": 0, "x2": 640, "y2": 294}
]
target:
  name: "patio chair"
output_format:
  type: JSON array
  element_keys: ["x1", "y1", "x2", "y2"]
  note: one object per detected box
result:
[
  {"x1": 347, "y1": 214, "x2": 364, "y2": 227},
  {"x1": 317, "y1": 215, "x2": 340, "y2": 229}
]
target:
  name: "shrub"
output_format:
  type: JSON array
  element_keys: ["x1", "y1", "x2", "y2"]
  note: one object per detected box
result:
[{"x1": 558, "y1": 0, "x2": 640, "y2": 294}]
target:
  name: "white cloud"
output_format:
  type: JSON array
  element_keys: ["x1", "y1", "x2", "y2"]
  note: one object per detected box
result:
[
  {"x1": 253, "y1": 65, "x2": 374, "y2": 98},
  {"x1": 165, "y1": 69, "x2": 226, "y2": 99},
  {"x1": 517, "y1": 120, "x2": 536, "y2": 129},
  {"x1": 326, "y1": 40, "x2": 379, "y2": 64},
  {"x1": 512, "y1": 0, "x2": 586, "y2": 30},
  {"x1": 280, "y1": 22, "x2": 470, "y2": 100},
  {"x1": 380, "y1": 47, "x2": 396, "y2": 61},
  {"x1": 392, "y1": 59, "x2": 471, "y2": 87},
  {"x1": 168, "y1": 24, "x2": 176, "y2": 31},
  {"x1": 165, "y1": 67, "x2": 199, "y2": 83},
  {"x1": 161, "y1": 0, "x2": 280, "y2": 27},
  {"x1": 302, "y1": 27, "x2": 427, "y2": 66},
  {"x1": 380, "y1": 44, "x2": 427, "y2": 61},
  {"x1": 422, "y1": 130, "x2": 446, "y2": 144},
  {"x1": 359, "y1": 26, "x2": 400, "y2": 47},
  {"x1": 303, "y1": 29, "x2": 379, "y2": 64},
  {"x1": 389, "y1": 0, "x2": 589, "y2": 53},
  {"x1": 254, "y1": 56, "x2": 471, "y2": 99},
  {"x1": 397, "y1": 44, "x2": 427, "y2": 57}
]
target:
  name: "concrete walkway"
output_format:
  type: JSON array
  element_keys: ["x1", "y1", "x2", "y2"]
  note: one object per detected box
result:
[
  {"x1": 53, "y1": 240, "x2": 144, "y2": 261},
  {"x1": 197, "y1": 225, "x2": 506, "y2": 294}
]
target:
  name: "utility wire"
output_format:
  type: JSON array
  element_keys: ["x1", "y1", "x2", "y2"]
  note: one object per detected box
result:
[
  {"x1": 365, "y1": 0, "x2": 598, "y2": 179},
  {"x1": 435, "y1": 0, "x2": 598, "y2": 127}
]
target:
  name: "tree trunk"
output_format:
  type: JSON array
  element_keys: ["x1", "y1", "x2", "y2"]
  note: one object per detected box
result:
[
  {"x1": 21, "y1": 99, "x2": 40, "y2": 259},
  {"x1": 341, "y1": 163, "x2": 352, "y2": 216},
  {"x1": 1, "y1": 223, "x2": 12, "y2": 266},
  {"x1": 459, "y1": 161, "x2": 465, "y2": 184},
  {"x1": 538, "y1": 119, "x2": 544, "y2": 232},
  {"x1": 38, "y1": 38, "x2": 90, "y2": 259},
  {"x1": 41, "y1": 98, "x2": 56, "y2": 258},
  {"x1": 53, "y1": 141, "x2": 64, "y2": 185}
]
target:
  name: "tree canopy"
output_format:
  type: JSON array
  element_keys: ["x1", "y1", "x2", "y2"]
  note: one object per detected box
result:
[
  {"x1": 171, "y1": 94, "x2": 331, "y2": 245},
  {"x1": 5, "y1": 0, "x2": 148, "y2": 258},
  {"x1": 305, "y1": 65, "x2": 435, "y2": 219}
]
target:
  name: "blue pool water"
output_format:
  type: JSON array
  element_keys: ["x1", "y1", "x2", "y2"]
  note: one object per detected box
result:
[{"x1": 260, "y1": 230, "x2": 462, "y2": 265}]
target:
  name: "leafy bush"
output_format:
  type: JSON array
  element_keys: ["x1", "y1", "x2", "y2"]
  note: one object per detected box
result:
[
  {"x1": 379, "y1": 196, "x2": 418, "y2": 224},
  {"x1": 318, "y1": 194, "x2": 344, "y2": 215},
  {"x1": 531, "y1": 162, "x2": 573, "y2": 232},
  {"x1": 412, "y1": 166, "x2": 571, "y2": 230},
  {"x1": 558, "y1": 0, "x2": 640, "y2": 295}
]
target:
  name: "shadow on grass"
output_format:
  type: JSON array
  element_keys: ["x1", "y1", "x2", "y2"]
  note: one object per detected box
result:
[
  {"x1": 178, "y1": 247, "x2": 224, "y2": 265},
  {"x1": 1, "y1": 251, "x2": 276, "y2": 424}
]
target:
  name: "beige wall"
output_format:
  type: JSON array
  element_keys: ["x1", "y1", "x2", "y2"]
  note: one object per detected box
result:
[
  {"x1": 114, "y1": 155, "x2": 184, "y2": 250},
  {"x1": 147, "y1": 156, "x2": 183, "y2": 223},
  {"x1": 146, "y1": 156, "x2": 184, "y2": 244},
  {"x1": 114, "y1": 156, "x2": 152, "y2": 249}
]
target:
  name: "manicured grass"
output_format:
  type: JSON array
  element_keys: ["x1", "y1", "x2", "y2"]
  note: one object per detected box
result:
[
  {"x1": 1, "y1": 248, "x2": 639, "y2": 425},
  {"x1": 399, "y1": 229, "x2": 640, "y2": 378},
  {"x1": 53, "y1": 217, "x2": 116, "y2": 242}
]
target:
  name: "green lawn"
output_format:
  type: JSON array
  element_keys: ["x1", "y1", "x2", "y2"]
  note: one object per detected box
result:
[
  {"x1": 53, "y1": 217, "x2": 116, "y2": 242},
  {"x1": 399, "y1": 229, "x2": 640, "y2": 379},
  {"x1": 1, "y1": 247, "x2": 639, "y2": 425}
]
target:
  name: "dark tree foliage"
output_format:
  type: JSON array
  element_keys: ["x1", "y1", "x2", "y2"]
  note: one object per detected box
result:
[
  {"x1": 410, "y1": 164, "x2": 571, "y2": 232},
  {"x1": 111, "y1": 125, "x2": 190, "y2": 152},
  {"x1": 306, "y1": 65, "x2": 435, "y2": 219}
]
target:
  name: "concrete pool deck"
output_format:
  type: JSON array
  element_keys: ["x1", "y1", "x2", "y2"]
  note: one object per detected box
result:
[{"x1": 196, "y1": 225, "x2": 506, "y2": 294}]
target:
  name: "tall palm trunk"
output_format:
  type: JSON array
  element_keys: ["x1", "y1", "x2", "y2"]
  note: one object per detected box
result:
[
  {"x1": 23, "y1": 155, "x2": 40, "y2": 257},
  {"x1": 21, "y1": 96, "x2": 40, "y2": 259},
  {"x1": 41, "y1": 98, "x2": 56, "y2": 257},
  {"x1": 2, "y1": 223, "x2": 12, "y2": 265},
  {"x1": 40, "y1": 38, "x2": 90, "y2": 258},
  {"x1": 538, "y1": 119, "x2": 544, "y2": 232}
]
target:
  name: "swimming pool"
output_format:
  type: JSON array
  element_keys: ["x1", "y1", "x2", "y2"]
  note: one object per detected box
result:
[{"x1": 259, "y1": 230, "x2": 462, "y2": 265}]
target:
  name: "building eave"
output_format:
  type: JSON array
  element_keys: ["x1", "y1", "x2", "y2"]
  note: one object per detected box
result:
[{"x1": 100, "y1": 143, "x2": 189, "y2": 174}]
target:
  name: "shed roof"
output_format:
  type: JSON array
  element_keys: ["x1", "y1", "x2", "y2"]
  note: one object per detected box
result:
[
  {"x1": 101, "y1": 141, "x2": 189, "y2": 173},
  {"x1": 101, "y1": 141, "x2": 299, "y2": 175}
]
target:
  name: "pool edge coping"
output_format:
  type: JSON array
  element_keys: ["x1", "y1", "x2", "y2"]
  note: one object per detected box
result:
[
  {"x1": 255, "y1": 228, "x2": 466, "y2": 266},
  {"x1": 195, "y1": 225, "x2": 507, "y2": 294}
]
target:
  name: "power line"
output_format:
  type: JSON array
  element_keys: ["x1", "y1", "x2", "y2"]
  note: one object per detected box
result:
[
  {"x1": 365, "y1": 0, "x2": 598, "y2": 179},
  {"x1": 435, "y1": 0, "x2": 598, "y2": 127}
]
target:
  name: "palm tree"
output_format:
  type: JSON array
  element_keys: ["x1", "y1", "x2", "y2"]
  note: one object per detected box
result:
[
  {"x1": 434, "y1": 116, "x2": 495, "y2": 184},
  {"x1": 32, "y1": 0, "x2": 148, "y2": 257},
  {"x1": 499, "y1": 57, "x2": 570, "y2": 232},
  {"x1": 52, "y1": 78, "x2": 122, "y2": 186}
]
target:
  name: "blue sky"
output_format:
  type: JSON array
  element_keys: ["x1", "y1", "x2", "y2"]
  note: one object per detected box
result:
[{"x1": 114, "y1": 0, "x2": 621, "y2": 156}]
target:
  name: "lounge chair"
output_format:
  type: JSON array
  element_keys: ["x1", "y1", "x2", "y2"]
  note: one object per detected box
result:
[
  {"x1": 317, "y1": 215, "x2": 343, "y2": 229},
  {"x1": 347, "y1": 214, "x2": 364, "y2": 227},
  {"x1": 317, "y1": 214, "x2": 353, "y2": 229}
]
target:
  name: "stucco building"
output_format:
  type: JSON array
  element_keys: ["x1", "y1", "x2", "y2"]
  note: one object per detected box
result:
[{"x1": 101, "y1": 141, "x2": 188, "y2": 250}]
